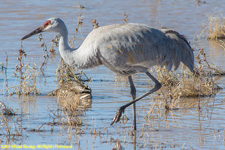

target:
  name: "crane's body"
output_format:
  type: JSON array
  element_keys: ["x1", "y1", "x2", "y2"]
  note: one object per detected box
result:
[
  {"x1": 21, "y1": 17, "x2": 194, "y2": 131},
  {"x1": 57, "y1": 21, "x2": 193, "y2": 75}
]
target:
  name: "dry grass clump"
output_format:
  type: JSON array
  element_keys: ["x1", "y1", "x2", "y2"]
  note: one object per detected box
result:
[
  {"x1": 206, "y1": 15, "x2": 225, "y2": 40},
  {"x1": 155, "y1": 48, "x2": 222, "y2": 99},
  {"x1": 57, "y1": 80, "x2": 92, "y2": 110},
  {"x1": 56, "y1": 80, "x2": 92, "y2": 126},
  {"x1": 156, "y1": 68, "x2": 217, "y2": 102},
  {"x1": 170, "y1": 73, "x2": 218, "y2": 98}
]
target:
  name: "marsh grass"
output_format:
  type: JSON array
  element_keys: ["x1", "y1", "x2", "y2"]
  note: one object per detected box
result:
[
  {"x1": 38, "y1": 34, "x2": 50, "y2": 75},
  {"x1": 11, "y1": 62, "x2": 39, "y2": 96},
  {"x1": 144, "y1": 47, "x2": 224, "y2": 114},
  {"x1": 158, "y1": 48, "x2": 221, "y2": 98},
  {"x1": 56, "y1": 80, "x2": 92, "y2": 126},
  {"x1": 207, "y1": 15, "x2": 225, "y2": 40},
  {"x1": 8, "y1": 35, "x2": 56, "y2": 96},
  {"x1": 0, "y1": 102, "x2": 21, "y2": 143},
  {"x1": 199, "y1": 14, "x2": 225, "y2": 40},
  {"x1": 58, "y1": 91, "x2": 82, "y2": 126},
  {"x1": 8, "y1": 43, "x2": 40, "y2": 96},
  {"x1": 55, "y1": 58, "x2": 91, "y2": 84}
]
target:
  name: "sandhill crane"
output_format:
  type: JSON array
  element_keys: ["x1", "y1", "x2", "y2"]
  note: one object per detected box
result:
[{"x1": 21, "y1": 17, "x2": 194, "y2": 130}]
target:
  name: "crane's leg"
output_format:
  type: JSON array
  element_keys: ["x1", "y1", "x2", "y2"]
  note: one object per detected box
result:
[
  {"x1": 111, "y1": 71, "x2": 162, "y2": 128},
  {"x1": 128, "y1": 76, "x2": 137, "y2": 131}
]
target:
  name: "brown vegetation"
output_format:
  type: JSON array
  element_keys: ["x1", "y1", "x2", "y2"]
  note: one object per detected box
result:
[
  {"x1": 207, "y1": 15, "x2": 225, "y2": 40},
  {"x1": 54, "y1": 80, "x2": 91, "y2": 126}
]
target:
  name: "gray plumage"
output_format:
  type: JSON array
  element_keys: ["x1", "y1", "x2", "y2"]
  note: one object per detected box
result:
[
  {"x1": 21, "y1": 18, "x2": 194, "y2": 130},
  {"x1": 74, "y1": 23, "x2": 194, "y2": 75}
]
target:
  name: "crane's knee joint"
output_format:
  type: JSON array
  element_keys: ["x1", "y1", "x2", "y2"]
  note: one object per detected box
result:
[{"x1": 156, "y1": 82, "x2": 162, "y2": 90}]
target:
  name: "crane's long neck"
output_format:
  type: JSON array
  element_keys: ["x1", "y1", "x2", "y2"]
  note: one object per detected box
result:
[
  {"x1": 57, "y1": 24, "x2": 101, "y2": 69},
  {"x1": 58, "y1": 28, "x2": 70, "y2": 52}
]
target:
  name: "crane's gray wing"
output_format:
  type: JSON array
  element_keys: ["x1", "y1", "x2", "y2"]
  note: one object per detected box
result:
[
  {"x1": 81, "y1": 23, "x2": 194, "y2": 74},
  {"x1": 160, "y1": 29, "x2": 194, "y2": 71}
]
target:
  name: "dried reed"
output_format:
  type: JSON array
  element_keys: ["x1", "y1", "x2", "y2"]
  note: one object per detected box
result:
[
  {"x1": 0, "y1": 102, "x2": 21, "y2": 143},
  {"x1": 57, "y1": 80, "x2": 92, "y2": 126},
  {"x1": 207, "y1": 15, "x2": 225, "y2": 40}
]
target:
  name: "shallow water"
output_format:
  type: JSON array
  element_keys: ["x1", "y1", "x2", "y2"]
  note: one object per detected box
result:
[{"x1": 1, "y1": 0, "x2": 225, "y2": 149}]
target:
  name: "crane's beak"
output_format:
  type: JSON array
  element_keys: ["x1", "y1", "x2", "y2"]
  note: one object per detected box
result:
[{"x1": 21, "y1": 26, "x2": 43, "y2": 40}]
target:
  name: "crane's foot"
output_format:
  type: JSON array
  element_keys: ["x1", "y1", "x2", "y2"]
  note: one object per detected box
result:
[{"x1": 110, "y1": 107, "x2": 125, "y2": 126}]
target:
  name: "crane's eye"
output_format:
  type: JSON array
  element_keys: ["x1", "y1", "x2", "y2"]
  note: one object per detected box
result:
[{"x1": 43, "y1": 20, "x2": 51, "y2": 28}]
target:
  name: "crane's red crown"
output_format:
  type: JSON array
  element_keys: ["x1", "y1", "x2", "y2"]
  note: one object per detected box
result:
[{"x1": 43, "y1": 20, "x2": 51, "y2": 28}]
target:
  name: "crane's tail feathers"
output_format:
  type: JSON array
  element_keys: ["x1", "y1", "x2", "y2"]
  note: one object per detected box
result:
[{"x1": 161, "y1": 29, "x2": 194, "y2": 72}]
